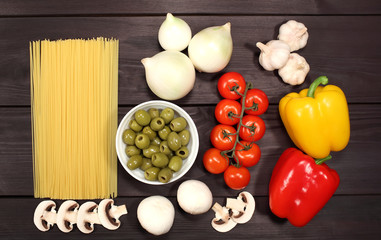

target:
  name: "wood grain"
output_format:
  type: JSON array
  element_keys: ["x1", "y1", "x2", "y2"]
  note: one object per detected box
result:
[
  {"x1": 1, "y1": 0, "x2": 381, "y2": 16},
  {"x1": 0, "y1": 195, "x2": 380, "y2": 239},
  {"x1": 0, "y1": 16, "x2": 381, "y2": 106},
  {"x1": 1, "y1": 104, "x2": 380, "y2": 196}
]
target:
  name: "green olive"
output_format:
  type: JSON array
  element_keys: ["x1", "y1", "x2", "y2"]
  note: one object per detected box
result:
[
  {"x1": 170, "y1": 117, "x2": 187, "y2": 132},
  {"x1": 151, "y1": 153, "x2": 169, "y2": 168},
  {"x1": 135, "y1": 109, "x2": 151, "y2": 126},
  {"x1": 142, "y1": 126, "x2": 157, "y2": 141},
  {"x1": 125, "y1": 145, "x2": 141, "y2": 157},
  {"x1": 148, "y1": 108, "x2": 160, "y2": 119},
  {"x1": 144, "y1": 167, "x2": 160, "y2": 181},
  {"x1": 176, "y1": 146, "x2": 189, "y2": 159},
  {"x1": 122, "y1": 129, "x2": 136, "y2": 145},
  {"x1": 160, "y1": 107, "x2": 175, "y2": 124},
  {"x1": 150, "y1": 117, "x2": 165, "y2": 131},
  {"x1": 151, "y1": 137, "x2": 161, "y2": 146},
  {"x1": 135, "y1": 133, "x2": 150, "y2": 149},
  {"x1": 158, "y1": 168, "x2": 173, "y2": 183},
  {"x1": 140, "y1": 158, "x2": 153, "y2": 171},
  {"x1": 168, "y1": 156, "x2": 183, "y2": 172},
  {"x1": 159, "y1": 141, "x2": 172, "y2": 155},
  {"x1": 129, "y1": 119, "x2": 142, "y2": 132},
  {"x1": 158, "y1": 126, "x2": 171, "y2": 140},
  {"x1": 167, "y1": 132, "x2": 181, "y2": 151},
  {"x1": 143, "y1": 145, "x2": 160, "y2": 158},
  {"x1": 127, "y1": 155, "x2": 143, "y2": 170},
  {"x1": 178, "y1": 129, "x2": 190, "y2": 146},
  {"x1": 166, "y1": 150, "x2": 174, "y2": 159}
]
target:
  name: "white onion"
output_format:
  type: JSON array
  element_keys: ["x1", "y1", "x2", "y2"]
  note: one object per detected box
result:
[
  {"x1": 158, "y1": 13, "x2": 192, "y2": 51},
  {"x1": 141, "y1": 50, "x2": 195, "y2": 100},
  {"x1": 188, "y1": 22, "x2": 233, "y2": 73}
]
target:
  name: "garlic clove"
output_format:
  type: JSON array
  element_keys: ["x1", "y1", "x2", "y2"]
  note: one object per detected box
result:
[
  {"x1": 278, "y1": 20, "x2": 309, "y2": 52},
  {"x1": 257, "y1": 40, "x2": 290, "y2": 71},
  {"x1": 278, "y1": 53, "x2": 310, "y2": 85},
  {"x1": 158, "y1": 13, "x2": 192, "y2": 51}
]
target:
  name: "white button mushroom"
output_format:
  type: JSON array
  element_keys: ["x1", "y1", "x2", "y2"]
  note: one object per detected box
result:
[
  {"x1": 256, "y1": 40, "x2": 291, "y2": 71},
  {"x1": 278, "y1": 53, "x2": 310, "y2": 85},
  {"x1": 177, "y1": 180, "x2": 213, "y2": 215},
  {"x1": 211, "y1": 202, "x2": 237, "y2": 232},
  {"x1": 33, "y1": 200, "x2": 57, "y2": 232},
  {"x1": 137, "y1": 195, "x2": 175, "y2": 236},
  {"x1": 76, "y1": 201, "x2": 101, "y2": 234},
  {"x1": 98, "y1": 199, "x2": 128, "y2": 230},
  {"x1": 226, "y1": 191, "x2": 255, "y2": 224},
  {"x1": 278, "y1": 20, "x2": 309, "y2": 52},
  {"x1": 56, "y1": 200, "x2": 79, "y2": 233}
]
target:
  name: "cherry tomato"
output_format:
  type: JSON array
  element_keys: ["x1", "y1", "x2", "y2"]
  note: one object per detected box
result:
[
  {"x1": 241, "y1": 88, "x2": 269, "y2": 115},
  {"x1": 215, "y1": 99, "x2": 242, "y2": 125},
  {"x1": 224, "y1": 165, "x2": 251, "y2": 190},
  {"x1": 210, "y1": 124, "x2": 237, "y2": 151},
  {"x1": 203, "y1": 148, "x2": 230, "y2": 174},
  {"x1": 217, "y1": 72, "x2": 246, "y2": 100},
  {"x1": 235, "y1": 141, "x2": 261, "y2": 167},
  {"x1": 239, "y1": 115, "x2": 266, "y2": 142}
]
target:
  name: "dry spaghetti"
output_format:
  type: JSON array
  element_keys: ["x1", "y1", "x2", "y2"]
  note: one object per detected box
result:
[{"x1": 30, "y1": 38, "x2": 118, "y2": 199}]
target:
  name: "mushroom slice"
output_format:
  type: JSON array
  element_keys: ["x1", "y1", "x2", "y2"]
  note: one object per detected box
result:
[
  {"x1": 226, "y1": 191, "x2": 255, "y2": 224},
  {"x1": 211, "y1": 202, "x2": 237, "y2": 232},
  {"x1": 34, "y1": 200, "x2": 57, "y2": 232},
  {"x1": 77, "y1": 201, "x2": 101, "y2": 234},
  {"x1": 56, "y1": 200, "x2": 79, "y2": 233},
  {"x1": 98, "y1": 199, "x2": 128, "y2": 230}
]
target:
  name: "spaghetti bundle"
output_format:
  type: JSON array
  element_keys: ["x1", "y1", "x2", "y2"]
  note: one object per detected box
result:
[{"x1": 30, "y1": 38, "x2": 119, "y2": 199}]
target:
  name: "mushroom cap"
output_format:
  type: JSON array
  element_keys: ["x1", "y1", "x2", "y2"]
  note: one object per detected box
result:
[
  {"x1": 211, "y1": 202, "x2": 237, "y2": 232},
  {"x1": 98, "y1": 199, "x2": 127, "y2": 230},
  {"x1": 33, "y1": 200, "x2": 57, "y2": 232},
  {"x1": 77, "y1": 201, "x2": 99, "y2": 234},
  {"x1": 177, "y1": 180, "x2": 213, "y2": 214},
  {"x1": 56, "y1": 200, "x2": 79, "y2": 233},
  {"x1": 137, "y1": 195, "x2": 175, "y2": 235},
  {"x1": 228, "y1": 191, "x2": 255, "y2": 224}
]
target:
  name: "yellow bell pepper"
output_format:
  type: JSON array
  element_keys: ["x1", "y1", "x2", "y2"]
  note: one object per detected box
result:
[{"x1": 279, "y1": 76, "x2": 350, "y2": 159}]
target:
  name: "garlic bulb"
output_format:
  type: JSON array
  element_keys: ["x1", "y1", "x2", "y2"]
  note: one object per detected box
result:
[
  {"x1": 278, "y1": 53, "x2": 310, "y2": 85},
  {"x1": 188, "y1": 22, "x2": 233, "y2": 73},
  {"x1": 256, "y1": 40, "x2": 290, "y2": 71},
  {"x1": 278, "y1": 20, "x2": 309, "y2": 52},
  {"x1": 158, "y1": 13, "x2": 192, "y2": 51},
  {"x1": 141, "y1": 50, "x2": 196, "y2": 100}
]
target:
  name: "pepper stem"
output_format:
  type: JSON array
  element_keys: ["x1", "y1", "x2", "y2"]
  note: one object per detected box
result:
[
  {"x1": 306, "y1": 76, "x2": 329, "y2": 98},
  {"x1": 315, "y1": 155, "x2": 332, "y2": 165}
]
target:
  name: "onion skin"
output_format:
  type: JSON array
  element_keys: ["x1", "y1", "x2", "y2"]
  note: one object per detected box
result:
[
  {"x1": 142, "y1": 50, "x2": 196, "y2": 100},
  {"x1": 158, "y1": 13, "x2": 192, "y2": 51},
  {"x1": 188, "y1": 22, "x2": 233, "y2": 73}
]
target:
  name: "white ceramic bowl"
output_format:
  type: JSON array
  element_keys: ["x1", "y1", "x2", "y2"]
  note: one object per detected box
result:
[{"x1": 116, "y1": 100, "x2": 199, "y2": 185}]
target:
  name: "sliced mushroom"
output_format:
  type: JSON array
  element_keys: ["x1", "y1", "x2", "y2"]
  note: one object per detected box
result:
[
  {"x1": 211, "y1": 202, "x2": 237, "y2": 232},
  {"x1": 226, "y1": 191, "x2": 255, "y2": 224},
  {"x1": 34, "y1": 200, "x2": 57, "y2": 232},
  {"x1": 98, "y1": 199, "x2": 128, "y2": 230},
  {"x1": 56, "y1": 200, "x2": 79, "y2": 233},
  {"x1": 77, "y1": 201, "x2": 101, "y2": 234}
]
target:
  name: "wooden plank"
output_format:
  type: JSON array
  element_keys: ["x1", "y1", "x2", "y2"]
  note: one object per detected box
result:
[
  {"x1": 0, "y1": 16, "x2": 380, "y2": 106},
  {"x1": 1, "y1": 0, "x2": 381, "y2": 16},
  {"x1": 0, "y1": 195, "x2": 380, "y2": 239},
  {"x1": 1, "y1": 104, "x2": 380, "y2": 196}
]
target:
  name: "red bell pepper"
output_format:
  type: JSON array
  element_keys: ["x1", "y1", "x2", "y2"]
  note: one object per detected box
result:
[{"x1": 269, "y1": 148, "x2": 340, "y2": 227}]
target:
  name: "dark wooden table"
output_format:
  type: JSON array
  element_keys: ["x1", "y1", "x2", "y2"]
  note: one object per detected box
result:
[{"x1": 1, "y1": 0, "x2": 381, "y2": 239}]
